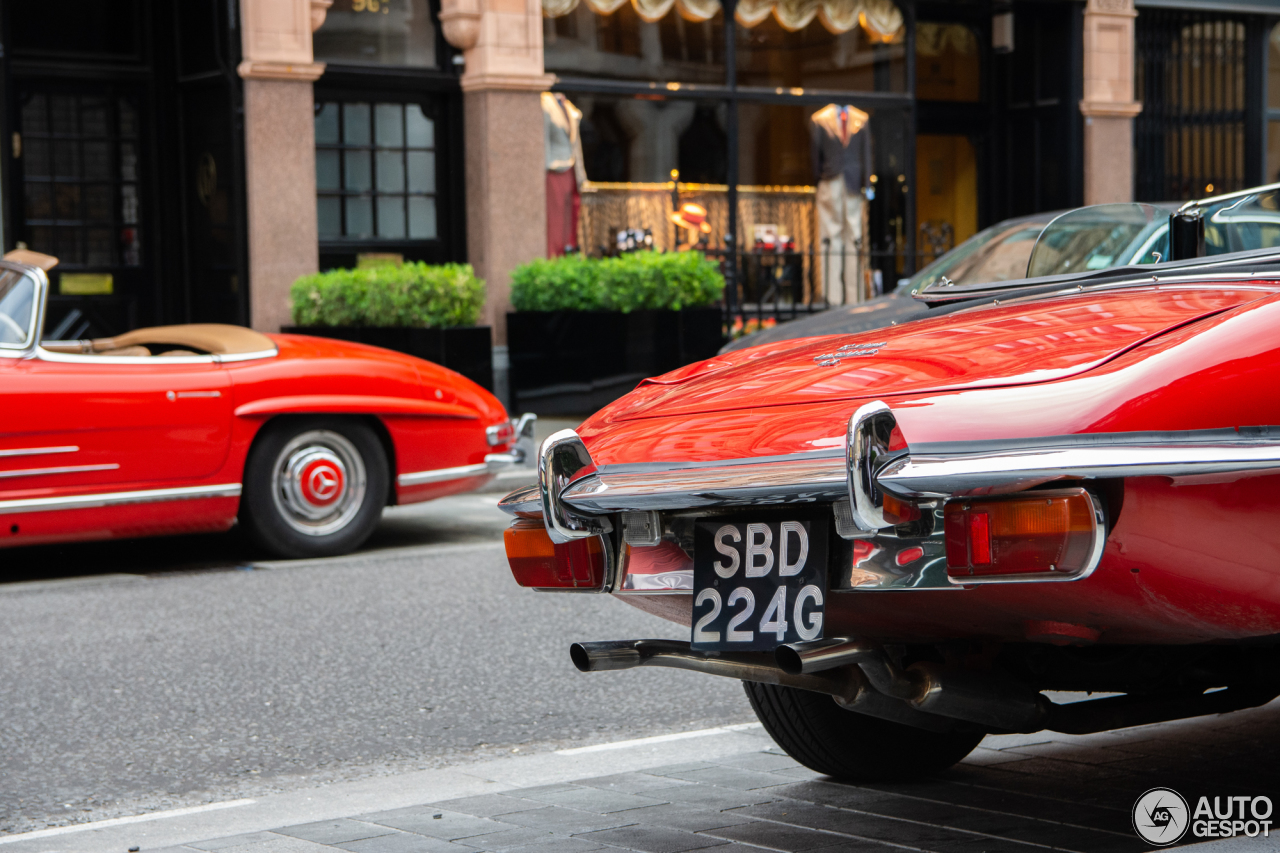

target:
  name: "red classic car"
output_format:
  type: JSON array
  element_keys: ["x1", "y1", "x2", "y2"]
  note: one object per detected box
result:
[
  {"x1": 501, "y1": 186, "x2": 1280, "y2": 780},
  {"x1": 0, "y1": 251, "x2": 528, "y2": 559}
]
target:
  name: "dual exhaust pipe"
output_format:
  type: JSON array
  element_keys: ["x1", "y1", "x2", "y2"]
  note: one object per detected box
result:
[{"x1": 571, "y1": 637, "x2": 1280, "y2": 736}]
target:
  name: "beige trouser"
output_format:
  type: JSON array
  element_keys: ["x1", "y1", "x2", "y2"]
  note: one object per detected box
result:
[{"x1": 816, "y1": 177, "x2": 866, "y2": 305}]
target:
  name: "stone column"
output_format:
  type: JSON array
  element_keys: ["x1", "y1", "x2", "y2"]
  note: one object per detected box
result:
[
  {"x1": 237, "y1": 0, "x2": 328, "y2": 332},
  {"x1": 1079, "y1": 0, "x2": 1143, "y2": 205},
  {"x1": 441, "y1": 0, "x2": 554, "y2": 345}
]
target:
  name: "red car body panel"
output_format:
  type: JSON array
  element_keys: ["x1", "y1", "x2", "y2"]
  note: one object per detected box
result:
[
  {"x1": 578, "y1": 284, "x2": 1280, "y2": 646},
  {"x1": 609, "y1": 288, "x2": 1265, "y2": 421},
  {"x1": 0, "y1": 332, "x2": 509, "y2": 550}
]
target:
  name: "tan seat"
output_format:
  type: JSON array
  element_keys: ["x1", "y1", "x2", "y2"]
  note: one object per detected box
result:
[{"x1": 90, "y1": 324, "x2": 275, "y2": 356}]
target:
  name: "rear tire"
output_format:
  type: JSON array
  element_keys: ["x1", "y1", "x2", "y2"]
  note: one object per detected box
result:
[
  {"x1": 744, "y1": 681, "x2": 985, "y2": 781},
  {"x1": 239, "y1": 417, "x2": 389, "y2": 559}
]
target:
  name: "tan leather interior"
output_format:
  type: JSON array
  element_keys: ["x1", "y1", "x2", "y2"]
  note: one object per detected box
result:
[
  {"x1": 88, "y1": 324, "x2": 275, "y2": 356},
  {"x1": 2, "y1": 249, "x2": 59, "y2": 271}
]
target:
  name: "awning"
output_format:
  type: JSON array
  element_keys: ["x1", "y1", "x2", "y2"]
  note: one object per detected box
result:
[{"x1": 542, "y1": 0, "x2": 905, "y2": 40}]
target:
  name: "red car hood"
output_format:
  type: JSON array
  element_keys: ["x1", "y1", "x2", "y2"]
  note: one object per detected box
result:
[{"x1": 606, "y1": 288, "x2": 1262, "y2": 421}]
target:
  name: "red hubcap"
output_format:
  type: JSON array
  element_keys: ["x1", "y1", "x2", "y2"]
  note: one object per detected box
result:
[{"x1": 299, "y1": 458, "x2": 344, "y2": 507}]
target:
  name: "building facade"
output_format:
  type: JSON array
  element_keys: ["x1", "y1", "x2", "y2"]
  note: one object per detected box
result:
[{"x1": 0, "y1": 0, "x2": 1277, "y2": 343}]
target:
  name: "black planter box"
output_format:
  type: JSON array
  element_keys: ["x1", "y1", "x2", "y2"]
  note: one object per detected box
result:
[
  {"x1": 507, "y1": 308, "x2": 724, "y2": 415},
  {"x1": 283, "y1": 326, "x2": 494, "y2": 392}
]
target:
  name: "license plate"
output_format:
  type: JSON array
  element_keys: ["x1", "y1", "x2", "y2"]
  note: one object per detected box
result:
[{"x1": 691, "y1": 517, "x2": 828, "y2": 651}]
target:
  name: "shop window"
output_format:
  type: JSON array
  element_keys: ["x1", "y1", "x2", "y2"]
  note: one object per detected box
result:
[
  {"x1": 19, "y1": 93, "x2": 141, "y2": 268},
  {"x1": 314, "y1": 0, "x2": 438, "y2": 68},
  {"x1": 545, "y1": 4, "x2": 725, "y2": 84},
  {"x1": 736, "y1": 17, "x2": 905, "y2": 92},
  {"x1": 915, "y1": 134, "x2": 977, "y2": 263},
  {"x1": 315, "y1": 101, "x2": 438, "y2": 241},
  {"x1": 915, "y1": 23, "x2": 980, "y2": 102}
]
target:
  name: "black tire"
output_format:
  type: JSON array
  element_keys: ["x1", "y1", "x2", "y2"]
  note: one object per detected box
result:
[
  {"x1": 743, "y1": 681, "x2": 985, "y2": 781},
  {"x1": 239, "y1": 417, "x2": 389, "y2": 559}
]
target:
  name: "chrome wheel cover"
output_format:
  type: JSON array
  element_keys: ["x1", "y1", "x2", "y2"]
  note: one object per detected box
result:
[{"x1": 270, "y1": 430, "x2": 367, "y2": 537}]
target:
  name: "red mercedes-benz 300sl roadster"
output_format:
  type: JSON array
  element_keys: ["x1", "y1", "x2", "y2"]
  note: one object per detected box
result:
[
  {"x1": 501, "y1": 186, "x2": 1280, "y2": 779},
  {"x1": 0, "y1": 251, "x2": 530, "y2": 559}
]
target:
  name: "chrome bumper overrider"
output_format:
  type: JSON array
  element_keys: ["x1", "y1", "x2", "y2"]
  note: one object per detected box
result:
[{"x1": 497, "y1": 403, "x2": 1280, "y2": 588}]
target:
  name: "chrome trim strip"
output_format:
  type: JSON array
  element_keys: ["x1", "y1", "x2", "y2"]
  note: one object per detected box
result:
[
  {"x1": 397, "y1": 452, "x2": 522, "y2": 487},
  {"x1": 32, "y1": 348, "x2": 278, "y2": 366},
  {"x1": 216, "y1": 349, "x2": 279, "y2": 363},
  {"x1": 877, "y1": 441, "x2": 1280, "y2": 499},
  {"x1": 559, "y1": 454, "x2": 848, "y2": 514},
  {"x1": 498, "y1": 483, "x2": 541, "y2": 515},
  {"x1": 0, "y1": 463, "x2": 119, "y2": 479},
  {"x1": 540, "y1": 430, "x2": 611, "y2": 543},
  {"x1": 0, "y1": 483, "x2": 242, "y2": 515},
  {"x1": 0, "y1": 446, "x2": 78, "y2": 458},
  {"x1": 848, "y1": 401, "x2": 897, "y2": 530}
]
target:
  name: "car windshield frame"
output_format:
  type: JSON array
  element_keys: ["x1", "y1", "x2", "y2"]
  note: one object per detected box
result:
[
  {"x1": 914, "y1": 182, "x2": 1280, "y2": 306},
  {"x1": 0, "y1": 261, "x2": 43, "y2": 350},
  {"x1": 0, "y1": 261, "x2": 44, "y2": 355}
]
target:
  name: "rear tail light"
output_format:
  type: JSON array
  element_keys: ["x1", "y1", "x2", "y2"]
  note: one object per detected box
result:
[
  {"x1": 943, "y1": 488, "x2": 1101, "y2": 582},
  {"x1": 504, "y1": 520, "x2": 606, "y2": 590},
  {"x1": 881, "y1": 492, "x2": 921, "y2": 525},
  {"x1": 486, "y1": 421, "x2": 516, "y2": 447}
]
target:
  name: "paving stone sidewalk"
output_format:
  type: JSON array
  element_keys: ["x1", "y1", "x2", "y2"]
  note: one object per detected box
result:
[{"x1": 142, "y1": 701, "x2": 1280, "y2": 853}]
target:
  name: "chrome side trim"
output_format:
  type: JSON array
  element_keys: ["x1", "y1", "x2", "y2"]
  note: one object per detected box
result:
[
  {"x1": 559, "y1": 452, "x2": 847, "y2": 514},
  {"x1": 0, "y1": 463, "x2": 119, "y2": 480},
  {"x1": 0, "y1": 483, "x2": 242, "y2": 515},
  {"x1": 0, "y1": 445, "x2": 78, "y2": 458},
  {"x1": 397, "y1": 453, "x2": 519, "y2": 487},
  {"x1": 877, "y1": 441, "x2": 1280, "y2": 499},
  {"x1": 498, "y1": 483, "x2": 541, "y2": 516},
  {"x1": 540, "y1": 430, "x2": 612, "y2": 543},
  {"x1": 848, "y1": 401, "x2": 899, "y2": 530},
  {"x1": 35, "y1": 348, "x2": 218, "y2": 365},
  {"x1": 32, "y1": 348, "x2": 278, "y2": 366},
  {"x1": 216, "y1": 349, "x2": 279, "y2": 363}
]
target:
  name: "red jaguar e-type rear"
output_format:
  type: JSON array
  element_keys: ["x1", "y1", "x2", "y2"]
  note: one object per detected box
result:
[{"x1": 501, "y1": 189, "x2": 1280, "y2": 780}]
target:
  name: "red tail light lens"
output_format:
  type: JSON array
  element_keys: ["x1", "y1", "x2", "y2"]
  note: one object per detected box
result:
[
  {"x1": 504, "y1": 521, "x2": 607, "y2": 590},
  {"x1": 944, "y1": 488, "x2": 1099, "y2": 581}
]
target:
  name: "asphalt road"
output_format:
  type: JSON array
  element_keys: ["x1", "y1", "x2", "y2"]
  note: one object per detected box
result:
[{"x1": 0, "y1": 488, "x2": 755, "y2": 836}]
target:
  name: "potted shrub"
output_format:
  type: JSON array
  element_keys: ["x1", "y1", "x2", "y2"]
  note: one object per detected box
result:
[
  {"x1": 285, "y1": 262, "x2": 493, "y2": 390},
  {"x1": 508, "y1": 251, "x2": 724, "y2": 414}
]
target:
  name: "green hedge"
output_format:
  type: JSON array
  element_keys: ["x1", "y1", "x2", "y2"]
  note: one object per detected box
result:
[
  {"x1": 290, "y1": 262, "x2": 485, "y2": 328},
  {"x1": 510, "y1": 251, "x2": 724, "y2": 312}
]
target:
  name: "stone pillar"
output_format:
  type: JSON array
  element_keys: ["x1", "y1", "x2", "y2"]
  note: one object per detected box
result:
[
  {"x1": 441, "y1": 0, "x2": 554, "y2": 345},
  {"x1": 1079, "y1": 0, "x2": 1143, "y2": 205},
  {"x1": 237, "y1": 0, "x2": 328, "y2": 332}
]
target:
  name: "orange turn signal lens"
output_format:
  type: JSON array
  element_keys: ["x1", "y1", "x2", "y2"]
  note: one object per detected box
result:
[
  {"x1": 504, "y1": 521, "x2": 606, "y2": 589},
  {"x1": 943, "y1": 488, "x2": 1099, "y2": 581},
  {"x1": 881, "y1": 492, "x2": 921, "y2": 525}
]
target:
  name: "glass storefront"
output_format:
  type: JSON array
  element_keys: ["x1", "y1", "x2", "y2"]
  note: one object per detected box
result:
[
  {"x1": 547, "y1": 0, "x2": 912, "y2": 309},
  {"x1": 313, "y1": 0, "x2": 462, "y2": 269}
]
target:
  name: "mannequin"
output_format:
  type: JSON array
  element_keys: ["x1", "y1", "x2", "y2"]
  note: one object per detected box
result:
[
  {"x1": 810, "y1": 104, "x2": 873, "y2": 305},
  {"x1": 542, "y1": 92, "x2": 588, "y2": 257}
]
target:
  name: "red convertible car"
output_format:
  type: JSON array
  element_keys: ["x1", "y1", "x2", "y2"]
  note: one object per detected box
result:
[
  {"x1": 502, "y1": 185, "x2": 1280, "y2": 780},
  {"x1": 0, "y1": 250, "x2": 527, "y2": 559}
]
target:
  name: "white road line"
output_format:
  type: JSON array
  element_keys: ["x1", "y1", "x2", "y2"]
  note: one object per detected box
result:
[
  {"x1": 556, "y1": 722, "x2": 763, "y2": 755},
  {"x1": 0, "y1": 799, "x2": 255, "y2": 844}
]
